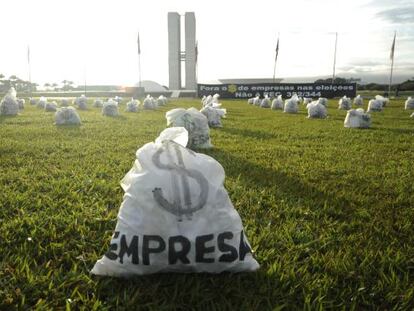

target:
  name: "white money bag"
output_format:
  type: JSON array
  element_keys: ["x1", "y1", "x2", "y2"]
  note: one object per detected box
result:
[{"x1": 92, "y1": 127, "x2": 259, "y2": 277}]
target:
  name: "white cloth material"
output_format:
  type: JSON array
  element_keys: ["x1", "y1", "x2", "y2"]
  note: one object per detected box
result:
[
  {"x1": 260, "y1": 95, "x2": 271, "y2": 108},
  {"x1": 367, "y1": 99, "x2": 383, "y2": 112},
  {"x1": 284, "y1": 95, "x2": 299, "y2": 113},
  {"x1": 375, "y1": 95, "x2": 389, "y2": 107},
  {"x1": 126, "y1": 99, "x2": 140, "y2": 112},
  {"x1": 405, "y1": 97, "x2": 414, "y2": 110},
  {"x1": 410, "y1": 112, "x2": 414, "y2": 118},
  {"x1": 253, "y1": 96, "x2": 261, "y2": 106},
  {"x1": 212, "y1": 94, "x2": 220, "y2": 104},
  {"x1": 317, "y1": 98, "x2": 328, "y2": 107},
  {"x1": 143, "y1": 95, "x2": 156, "y2": 110},
  {"x1": 166, "y1": 108, "x2": 212, "y2": 149},
  {"x1": 247, "y1": 98, "x2": 254, "y2": 105},
  {"x1": 202, "y1": 95, "x2": 213, "y2": 107},
  {"x1": 45, "y1": 101, "x2": 58, "y2": 112},
  {"x1": 55, "y1": 106, "x2": 81, "y2": 125},
  {"x1": 91, "y1": 127, "x2": 259, "y2": 277},
  {"x1": 344, "y1": 108, "x2": 371, "y2": 128},
  {"x1": 114, "y1": 96, "x2": 123, "y2": 104},
  {"x1": 307, "y1": 101, "x2": 327, "y2": 118},
  {"x1": 271, "y1": 95, "x2": 284, "y2": 110},
  {"x1": 37, "y1": 97, "x2": 47, "y2": 109},
  {"x1": 354, "y1": 95, "x2": 363, "y2": 106},
  {"x1": 200, "y1": 106, "x2": 226, "y2": 128},
  {"x1": 0, "y1": 87, "x2": 19, "y2": 116},
  {"x1": 338, "y1": 96, "x2": 352, "y2": 110},
  {"x1": 75, "y1": 95, "x2": 88, "y2": 110},
  {"x1": 157, "y1": 95, "x2": 168, "y2": 106},
  {"x1": 102, "y1": 99, "x2": 119, "y2": 116}
]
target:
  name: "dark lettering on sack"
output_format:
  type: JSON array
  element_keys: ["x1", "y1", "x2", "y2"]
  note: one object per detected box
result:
[
  {"x1": 143, "y1": 235, "x2": 166, "y2": 265},
  {"x1": 119, "y1": 234, "x2": 139, "y2": 264},
  {"x1": 218, "y1": 232, "x2": 238, "y2": 262},
  {"x1": 104, "y1": 231, "x2": 120, "y2": 260},
  {"x1": 239, "y1": 231, "x2": 252, "y2": 261},
  {"x1": 169, "y1": 235, "x2": 191, "y2": 264},
  {"x1": 195, "y1": 234, "x2": 215, "y2": 263},
  {"x1": 104, "y1": 231, "x2": 253, "y2": 265}
]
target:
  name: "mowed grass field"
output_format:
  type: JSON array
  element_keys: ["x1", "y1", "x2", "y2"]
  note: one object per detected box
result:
[{"x1": 1, "y1": 97, "x2": 414, "y2": 310}]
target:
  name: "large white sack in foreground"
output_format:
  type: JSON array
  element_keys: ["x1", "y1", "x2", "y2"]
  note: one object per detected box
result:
[
  {"x1": 0, "y1": 87, "x2": 19, "y2": 116},
  {"x1": 166, "y1": 108, "x2": 212, "y2": 149},
  {"x1": 55, "y1": 106, "x2": 81, "y2": 125},
  {"x1": 307, "y1": 101, "x2": 327, "y2": 119},
  {"x1": 405, "y1": 97, "x2": 414, "y2": 110},
  {"x1": 91, "y1": 127, "x2": 259, "y2": 277},
  {"x1": 344, "y1": 109, "x2": 371, "y2": 128}
]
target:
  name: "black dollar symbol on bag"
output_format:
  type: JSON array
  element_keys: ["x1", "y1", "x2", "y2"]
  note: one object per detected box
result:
[{"x1": 152, "y1": 141, "x2": 209, "y2": 221}]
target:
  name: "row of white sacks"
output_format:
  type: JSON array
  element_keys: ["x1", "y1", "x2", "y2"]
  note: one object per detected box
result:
[
  {"x1": 247, "y1": 94, "x2": 414, "y2": 128},
  {"x1": 249, "y1": 94, "x2": 414, "y2": 111},
  {"x1": 29, "y1": 94, "x2": 168, "y2": 111},
  {"x1": 54, "y1": 95, "x2": 169, "y2": 125}
]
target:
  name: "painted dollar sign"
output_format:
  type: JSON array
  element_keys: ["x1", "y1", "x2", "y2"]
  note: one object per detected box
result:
[{"x1": 152, "y1": 141, "x2": 209, "y2": 221}]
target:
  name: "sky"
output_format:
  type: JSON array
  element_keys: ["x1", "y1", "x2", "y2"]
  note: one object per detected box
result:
[{"x1": 1, "y1": 0, "x2": 413, "y2": 87}]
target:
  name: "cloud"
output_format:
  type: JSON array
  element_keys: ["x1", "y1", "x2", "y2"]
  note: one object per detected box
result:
[{"x1": 376, "y1": 6, "x2": 414, "y2": 24}]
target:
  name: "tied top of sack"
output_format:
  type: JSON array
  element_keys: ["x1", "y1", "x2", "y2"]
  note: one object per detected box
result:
[{"x1": 91, "y1": 127, "x2": 259, "y2": 276}]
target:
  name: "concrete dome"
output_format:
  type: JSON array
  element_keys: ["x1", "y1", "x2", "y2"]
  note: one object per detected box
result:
[{"x1": 135, "y1": 80, "x2": 168, "y2": 92}]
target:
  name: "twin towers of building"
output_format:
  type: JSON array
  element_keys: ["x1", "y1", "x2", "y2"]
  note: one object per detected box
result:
[{"x1": 168, "y1": 12, "x2": 196, "y2": 91}]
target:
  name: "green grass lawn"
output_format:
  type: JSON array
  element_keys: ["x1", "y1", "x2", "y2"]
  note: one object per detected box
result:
[{"x1": 1, "y1": 98, "x2": 414, "y2": 310}]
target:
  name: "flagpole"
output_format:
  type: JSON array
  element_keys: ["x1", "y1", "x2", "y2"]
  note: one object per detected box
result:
[
  {"x1": 332, "y1": 32, "x2": 338, "y2": 84},
  {"x1": 28, "y1": 45, "x2": 32, "y2": 98},
  {"x1": 137, "y1": 32, "x2": 142, "y2": 89},
  {"x1": 84, "y1": 65, "x2": 87, "y2": 96},
  {"x1": 195, "y1": 40, "x2": 199, "y2": 97},
  {"x1": 388, "y1": 31, "x2": 396, "y2": 97},
  {"x1": 273, "y1": 33, "x2": 279, "y2": 83}
]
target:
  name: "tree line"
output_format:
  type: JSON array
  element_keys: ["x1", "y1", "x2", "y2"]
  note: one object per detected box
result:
[{"x1": 0, "y1": 74, "x2": 77, "y2": 92}]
